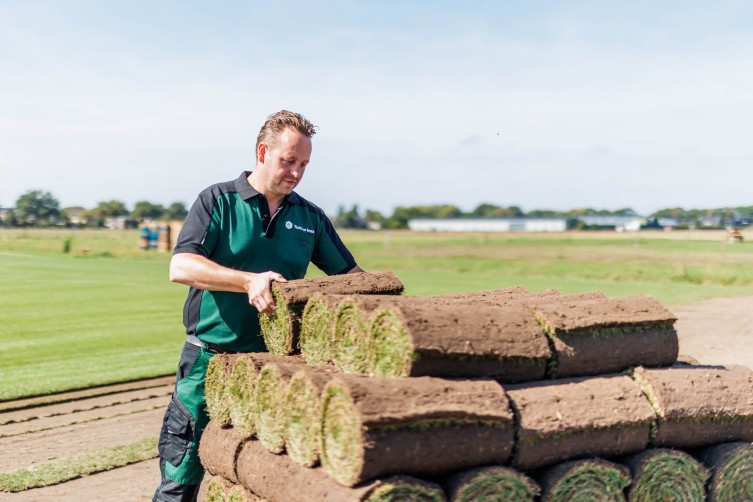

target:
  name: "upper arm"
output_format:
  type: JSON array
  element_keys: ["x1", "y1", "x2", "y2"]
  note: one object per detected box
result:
[
  {"x1": 311, "y1": 209, "x2": 358, "y2": 275},
  {"x1": 173, "y1": 190, "x2": 222, "y2": 258}
]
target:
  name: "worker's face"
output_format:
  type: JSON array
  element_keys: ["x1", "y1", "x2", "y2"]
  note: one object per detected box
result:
[{"x1": 256, "y1": 127, "x2": 312, "y2": 198}]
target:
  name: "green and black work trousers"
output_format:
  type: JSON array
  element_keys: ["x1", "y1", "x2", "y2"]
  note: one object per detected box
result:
[{"x1": 152, "y1": 342, "x2": 213, "y2": 502}]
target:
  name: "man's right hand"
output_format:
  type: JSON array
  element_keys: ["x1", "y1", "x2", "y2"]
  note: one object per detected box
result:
[{"x1": 246, "y1": 271, "x2": 287, "y2": 314}]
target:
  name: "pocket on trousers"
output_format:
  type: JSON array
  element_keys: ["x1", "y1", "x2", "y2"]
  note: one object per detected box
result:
[{"x1": 158, "y1": 395, "x2": 195, "y2": 467}]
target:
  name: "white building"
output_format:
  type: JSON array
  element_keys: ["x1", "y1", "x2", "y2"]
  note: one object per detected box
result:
[{"x1": 408, "y1": 218, "x2": 567, "y2": 232}]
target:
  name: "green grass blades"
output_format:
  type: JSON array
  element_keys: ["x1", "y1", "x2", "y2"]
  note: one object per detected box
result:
[
  {"x1": 540, "y1": 459, "x2": 630, "y2": 502},
  {"x1": 320, "y1": 383, "x2": 364, "y2": 486},
  {"x1": 625, "y1": 449, "x2": 708, "y2": 502},
  {"x1": 205, "y1": 477, "x2": 228, "y2": 502},
  {"x1": 365, "y1": 477, "x2": 446, "y2": 502},
  {"x1": 0, "y1": 436, "x2": 158, "y2": 492},
  {"x1": 368, "y1": 308, "x2": 413, "y2": 377},
  {"x1": 332, "y1": 300, "x2": 371, "y2": 374},
  {"x1": 227, "y1": 358, "x2": 257, "y2": 436},
  {"x1": 205, "y1": 355, "x2": 232, "y2": 426},
  {"x1": 300, "y1": 296, "x2": 335, "y2": 365},
  {"x1": 283, "y1": 372, "x2": 324, "y2": 467},
  {"x1": 258, "y1": 290, "x2": 294, "y2": 355},
  {"x1": 699, "y1": 442, "x2": 753, "y2": 502},
  {"x1": 448, "y1": 466, "x2": 540, "y2": 502},
  {"x1": 255, "y1": 365, "x2": 289, "y2": 453}
]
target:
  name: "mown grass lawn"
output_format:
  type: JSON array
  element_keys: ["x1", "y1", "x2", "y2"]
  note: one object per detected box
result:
[{"x1": 2, "y1": 227, "x2": 753, "y2": 400}]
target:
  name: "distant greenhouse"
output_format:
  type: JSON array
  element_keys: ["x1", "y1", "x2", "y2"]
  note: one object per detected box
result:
[{"x1": 407, "y1": 218, "x2": 567, "y2": 232}]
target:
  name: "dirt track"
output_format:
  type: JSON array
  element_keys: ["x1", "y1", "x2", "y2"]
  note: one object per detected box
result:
[{"x1": 2, "y1": 295, "x2": 751, "y2": 501}]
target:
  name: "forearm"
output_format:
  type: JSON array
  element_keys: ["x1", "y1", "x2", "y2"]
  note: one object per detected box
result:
[{"x1": 169, "y1": 253, "x2": 252, "y2": 293}]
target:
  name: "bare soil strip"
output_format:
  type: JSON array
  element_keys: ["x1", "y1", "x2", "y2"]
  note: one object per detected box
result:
[
  {"x1": 0, "y1": 408, "x2": 164, "y2": 473},
  {"x1": 0, "y1": 395, "x2": 168, "y2": 438},
  {"x1": 0, "y1": 375, "x2": 174, "y2": 413},
  {"x1": 0, "y1": 384, "x2": 172, "y2": 426}
]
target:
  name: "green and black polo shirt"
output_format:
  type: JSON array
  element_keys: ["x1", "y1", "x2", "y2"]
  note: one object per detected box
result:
[{"x1": 174, "y1": 171, "x2": 357, "y2": 352}]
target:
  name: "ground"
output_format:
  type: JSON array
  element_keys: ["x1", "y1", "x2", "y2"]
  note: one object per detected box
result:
[{"x1": 1, "y1": 295, "x2": 751, "y2": 501}]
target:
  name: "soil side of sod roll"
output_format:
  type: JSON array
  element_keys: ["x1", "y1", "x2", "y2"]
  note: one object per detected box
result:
[
  {"x1": 260, "y1": 270, "x2": 404, "y2": 356},
  {"x1": 199, "y1": 421, "x2": 248, "y2": 484},
  {"x1": 234, "y1": 437, "x2": 447, "y2": 502},
  {"x1": 536, "y1": 458, "x2": 631, "y2": 502},
  {"x1": 444, "y1": 465, "x2": 540, "y2": 502},
  {"x1": 621, "y1": 448, "x2": 708, "y2": 502},
  {"x1": 320, "y1": 374, "x2": 514, "y2": 486},
  {"x1": 322, "y1": 294, "x2": 552, "y2": 380},
  {"x1": 506, "y1": 373, "x2": 655, "y2": 470},
  {"x1": 283, "y1": 365, "x2": 335, "y2": 467},
  {"x1": 254, "y1": 358, "x2": 308, "y2": 454},
  {"x1": 697, "y1": 442, "x2": 753, "y2": 502},
  {"x1": 529, "y1": 295, "x2": 678, "y2": 378},
  {"x1": 632, "y1": 365, "x2": 753, "y2": 448}
]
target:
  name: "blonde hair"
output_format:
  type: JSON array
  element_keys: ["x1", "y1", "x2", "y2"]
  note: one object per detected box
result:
[{"x1": 255, "y1": 110, "x2": 316, "y2": 150}]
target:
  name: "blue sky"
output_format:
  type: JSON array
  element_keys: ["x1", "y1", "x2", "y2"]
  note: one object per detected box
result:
[{"x1": 2, "y1": 1, "x2": 752, "y2": 216}]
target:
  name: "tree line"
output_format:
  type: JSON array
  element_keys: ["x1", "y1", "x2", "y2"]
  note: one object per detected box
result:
[
  {"x1": 332, "y1": 203, "x2": 753, "y2": 230},
  {"x1": 0, "y1": 190, "x2": 188, "y2": 227}
]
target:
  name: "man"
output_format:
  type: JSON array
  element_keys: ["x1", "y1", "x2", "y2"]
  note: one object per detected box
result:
[{"x1": 153, "y1": 110, "x2": 363, "y2": 501}]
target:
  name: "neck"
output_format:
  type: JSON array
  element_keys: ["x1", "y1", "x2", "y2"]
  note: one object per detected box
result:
[{"x1": 247, "y1": 171, "x2": 285, "y2": 212}]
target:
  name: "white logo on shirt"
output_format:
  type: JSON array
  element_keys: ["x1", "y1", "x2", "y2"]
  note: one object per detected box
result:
[{"x1": 285, "y1": 220, "x2": 314, "y2": 234}]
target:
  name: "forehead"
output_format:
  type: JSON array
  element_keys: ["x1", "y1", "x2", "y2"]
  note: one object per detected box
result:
[{"x1": 271, "y1": 127, "x2": 312, "y2": 155}]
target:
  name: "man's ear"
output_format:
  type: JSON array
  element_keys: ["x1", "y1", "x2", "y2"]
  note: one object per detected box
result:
[{"x1": 257, "y1": 142, "x2": 268, "y2": 164}]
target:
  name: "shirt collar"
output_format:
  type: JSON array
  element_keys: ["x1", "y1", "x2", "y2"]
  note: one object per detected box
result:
[{"x1": 235, "y1": 171, "x2": 302, "y2": 205}]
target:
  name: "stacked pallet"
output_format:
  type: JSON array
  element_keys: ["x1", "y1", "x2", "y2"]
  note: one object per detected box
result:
[{"x1": 198, "y1": 272, "x2": 753, "y2": 501}]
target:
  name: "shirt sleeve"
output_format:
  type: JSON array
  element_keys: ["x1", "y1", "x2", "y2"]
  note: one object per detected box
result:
[
  {"x1": 173, "y1": 188, "x2": 221, "y2": 257},
  {"x1": 311, "y1": 207, "x2": 357, "y2": 275}
]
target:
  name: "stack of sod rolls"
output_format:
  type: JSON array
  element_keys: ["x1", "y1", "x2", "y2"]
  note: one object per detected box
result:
[
  {"x1": 198, "y1": 277, "x2": 753, "y2": 501},
  {"x1": 259, "y1": 270, "x2": 404, "y2": 355}
]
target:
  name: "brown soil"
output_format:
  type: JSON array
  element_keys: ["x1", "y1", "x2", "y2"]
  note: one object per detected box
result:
[
  {"x1": 2, "y1": 294, "x2": 752, "y2": 500},
  {"x1": 506, "y1": 374, "x2": 655, "y2": 470},
  {"x1": 322, "y1": 374, "x2": 514, "y2": 485},
  {"x1": 272, "y1": 270, "x2": 404, "y2": 305},
  {"x1": 198, "y1": 421, "x2": 245, "y2": 484},
  {"x1": 634, "y1": 365, "x2": 753, "y2": 448},
  {"x1": 530, "y1": 295, "x2": 679, "y2": 377}
]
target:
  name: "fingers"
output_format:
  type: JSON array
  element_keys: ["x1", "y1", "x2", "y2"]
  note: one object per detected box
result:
[{"x1": 248, "y1": 271, "x2": 284, "y2": 313}]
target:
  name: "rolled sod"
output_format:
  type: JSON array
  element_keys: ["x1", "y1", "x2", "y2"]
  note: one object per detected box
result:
[
  {"x1": 206, "y1": 354, "x2": 234, "y2": 426},
  {"x1": 621, "y1": 448, "x2": 708, "y2": 502},
  {"x1": 537, "y1": 458, "x2": 631, "y2": 502},
  {"x1": 329, "y1": 294, "x2": 551, "y2": 380},
  {"x1": 445, "y1": 465, "x2": 540, "y2": 502},
  {"x1": 198, "y1": 420, "x2": 247, "y2": 484},
  {"x1": 506, "y1": 374, "x2": 655, "y2": 470},
  {"x1": 698, "y1": 442, "x2": 753, "y2": 502},
  {"x1": 254, "y1": 357, "x2": 307, "y2": 454},
  {"x1": 529, "y1": 295, "x2": 678, "y2": 378},
  {"x1": 234, "y1": 437, "x2": 446, "y2": 501},
  {"x1": 632, "y1": 365, "x2": 753, "y2": 448},
  {"x1": 301, "y1": 293, "x2": 343, "y2": 365},
  {"x1": 283, "y1": 365, "x2": 335, "y2": 467},
  {"x1": 206, "y1": 476, "x2": 264, "y2": 502},
  {"x1": 320, "y1": 374, "x2": 514, "y2": 486},
  {"x1": 225, "y1": 353, "x2": 279, "y2": 436},
  {"x1": 260, "y1": 270, "x2": 404, "y2": 356}
]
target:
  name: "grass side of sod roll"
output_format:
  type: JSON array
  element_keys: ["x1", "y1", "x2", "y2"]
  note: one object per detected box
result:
[
  {"x1": 332, "y1": 300, "x2": 372, "y2": 373},
  {"x1": 445, "y1": 465, "x2": 540, "y2": 502},
  {"x1": 205, "y1": 355, "x2": 233, "y2": 426},
  {"x1": 698, "y1": 442, "x2": 753, "y2": 502},
  {"x1": 537, "y1": 458, "x2": 631, "y2": 502},
  {"x1": 254, "y1": 360, "x2": 306, "y2": 454},
  {"x1": 623, "y1": 448, "x2": 708, "y2": 502},
  {"x1": 364, "y1": 476, "x2": 447, "y2": 502},
  {"x1": 284, "y1": 368, "x2": 332, "y2": 467},
  {"x1": 300, "y1": 294, "x2": 337, "y2": 365},
  {"x1": 368, "y1": 307, "x2": 414, "y2": 377},
  {"x1": 258, "y1": 289, "x2": 298, "y2": 356}
]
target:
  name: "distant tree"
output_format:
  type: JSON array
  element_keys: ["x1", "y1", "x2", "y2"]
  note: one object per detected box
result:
[
  {"x1": 88, "y1": 200, "x2": 129, "y2": 226},
  {"x1": 334, "y1": 205, "x2": 366, "y2": 229},
  {"x1": 471, "y1": 203, "x2": 502, "y2": 217},
  {"x1": 163, "y1": 202, "x2": 188, "y2": 221},
  {"x1": 132, "y1": 200, "x2": 165, "y2": 221},
  {"x1": 61, "y1": 206, "x2": 89, "y2": 227},
  {"x1": 15, "y1": 190, "x2": 61, "y2": 226}
]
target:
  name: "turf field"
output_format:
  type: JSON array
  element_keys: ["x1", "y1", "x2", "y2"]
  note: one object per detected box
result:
[{"x1": 2, "y1": 227, "x2": 753, "y2": 400}]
